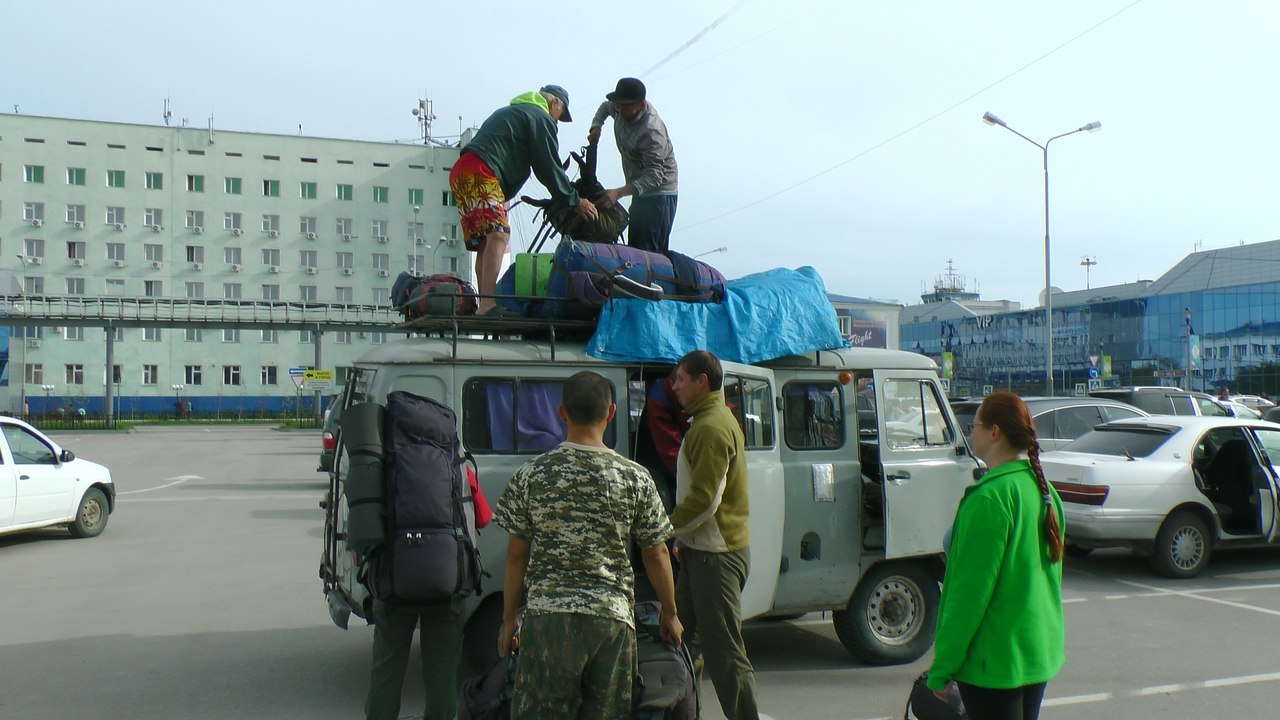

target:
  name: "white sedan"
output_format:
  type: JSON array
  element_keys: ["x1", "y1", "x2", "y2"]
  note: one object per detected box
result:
[
  {"x1": 0, "y1": 417, "x2": 115, "y2": 539},
  {"x1": 1040, "y1": 416, "x2": 1280, "y2": 578}
]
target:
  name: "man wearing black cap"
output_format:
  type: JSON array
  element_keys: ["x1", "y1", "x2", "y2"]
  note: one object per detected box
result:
[
  {"x1": 588, "y1": 77, "x2": 679, "y2": 255},
  {"x1": 450, "y1": 85, "x2": 598, "y2": 315}
]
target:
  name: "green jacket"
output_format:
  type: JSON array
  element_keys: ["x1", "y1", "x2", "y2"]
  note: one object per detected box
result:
[
  {"x1": 670, "y1": 390, "x2": 750, "y2": 552},
  {"x1": 927, "y1": 459, "x2": 1065, "y2": 691},
  {"x1": 462, "y1": 91, "x2": 580, "y2": 207}
]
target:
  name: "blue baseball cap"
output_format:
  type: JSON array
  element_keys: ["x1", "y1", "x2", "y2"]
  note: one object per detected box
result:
[{"x1": 540, "y1": 84, "x2": 573, "y2": 122}]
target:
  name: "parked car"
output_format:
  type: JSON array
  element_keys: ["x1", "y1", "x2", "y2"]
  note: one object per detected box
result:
[
  {"x1": 950, "y1": 396, "x2": 1149, "y2": 451},
  {"x1": 318, "y1": 395, "x2": 342, "y2": 473},
  {"x1": 1220, "y1": 400, "x2": 1262, "y2": 419},
  {"x1": 1230, "y1": 394, "x2": 1275, "y2": 411},
  {"x1": 1040, "y1": 415, "x2": 1280, "y2": 578},
  {"x1": 1089, "y1": 386, "x2": 1233, "y2": 417},
  {"x1": 0, "y1": 416, "x2": 115, "y2": 539}
]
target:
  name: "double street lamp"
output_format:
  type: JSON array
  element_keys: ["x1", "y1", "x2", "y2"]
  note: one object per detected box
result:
[{"x1": 982, "y1": 112, "x2": 1101, "y2": 396}]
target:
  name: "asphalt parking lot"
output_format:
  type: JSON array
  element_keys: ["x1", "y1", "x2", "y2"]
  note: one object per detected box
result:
[{"x1": 2, "y1": 426, "x2": 1278, "y2": 719}]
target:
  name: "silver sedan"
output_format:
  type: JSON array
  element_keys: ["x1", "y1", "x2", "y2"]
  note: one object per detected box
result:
[{"x1": 1040, "y1": 416, "x2": 1280, "y2": 578}]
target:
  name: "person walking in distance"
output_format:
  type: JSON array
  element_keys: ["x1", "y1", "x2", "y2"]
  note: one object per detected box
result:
[
  {"x1": 494, "y1": 371, "x2": 682, "y2": 718},
  {"x1": 450, "y1": 85, "x2": 598, "y2": 315},
  {"x1": 669, "y1": 350, "x2": 760, "y2": 719},
  {"x1": 927, "y1": 391, "x2": 1066, "y2": 720}
]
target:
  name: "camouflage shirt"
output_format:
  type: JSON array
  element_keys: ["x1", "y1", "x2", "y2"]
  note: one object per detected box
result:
[{"x1": 494, "y1": 441, "x2": 673, "y2": 627}]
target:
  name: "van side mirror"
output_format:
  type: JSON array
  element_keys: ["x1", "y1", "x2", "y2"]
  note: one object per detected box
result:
[{"x1": 59, "y1": 449, "x2": 75, "y2": 463}]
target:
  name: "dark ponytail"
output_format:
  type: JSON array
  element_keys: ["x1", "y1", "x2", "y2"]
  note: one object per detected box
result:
[{"x1": 978, "y1": 392, "x2": 1064, "y2": 563}]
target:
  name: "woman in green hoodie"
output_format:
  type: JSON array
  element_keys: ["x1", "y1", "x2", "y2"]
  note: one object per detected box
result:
[{"x1": 926, "y1": 391, "x2": 1065, "y2": 720}]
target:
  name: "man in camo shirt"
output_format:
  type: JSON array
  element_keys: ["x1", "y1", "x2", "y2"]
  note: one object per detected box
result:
[{"x1": 494, "y1": 370, "x2": 682, "y2": 719}]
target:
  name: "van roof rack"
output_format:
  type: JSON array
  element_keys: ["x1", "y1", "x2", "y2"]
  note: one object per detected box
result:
[{"x1": 392, "y1": 314, "x2": 599, "y2": 360}]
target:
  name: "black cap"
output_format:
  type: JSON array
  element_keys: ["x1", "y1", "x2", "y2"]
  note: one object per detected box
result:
[
  {"x1": 539, "y1": 84, "x2": 572, "y2": 122},
  {"x1": 606, "y1": 77, "x2": 646, "y2": 105}
]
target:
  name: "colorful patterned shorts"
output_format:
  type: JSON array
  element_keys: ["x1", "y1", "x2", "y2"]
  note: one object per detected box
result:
[{"x1": 449, "y1": 151, "x2": 509, "y2": 251}]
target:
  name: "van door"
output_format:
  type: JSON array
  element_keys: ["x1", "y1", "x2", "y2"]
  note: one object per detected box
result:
[{"x1": 874, "y1": 371, "x2": 975, "y2": 558}]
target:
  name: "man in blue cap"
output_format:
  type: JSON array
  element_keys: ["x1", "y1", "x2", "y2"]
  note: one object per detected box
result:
[
  {"x1": 450, "y1": 85, "x2": 598, "y2": 315},
  {"x1": 588, "y1": 77, "x2": 679, "y2": 254}
]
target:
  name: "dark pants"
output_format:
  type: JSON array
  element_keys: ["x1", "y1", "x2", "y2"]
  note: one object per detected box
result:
[
  {"x1": 513, "y1": 612, "x2": 635, "y2": 720},
  {"x1": 627, "y1": 194, "x2": 678, "y2": 255},
  {"x1": 956, "y1": 681, "x2": 1049, "y2": 720},
  {"x1": 364, "y1": 599, "x2": 465, "y2": 720},
  {"x1": 676, "y1": 547, "x2": 759, "y2": 720}
]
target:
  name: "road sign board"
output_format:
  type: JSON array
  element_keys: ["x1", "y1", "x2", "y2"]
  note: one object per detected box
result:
[
  {"x1": 1088, "y1": 367, "x2": 1099, "y2": 379},
  {"x1": 302, "y1": 369, "x2": 334, "y2": 392},
  {"x1": 1075, "y1": 382, "x2": 1087, "y2": 397},
  {"x1": 940, "y1": 378, "x2": 951, "y2": 393},
  {"x1": 288, "y1": 367, "x2": 307, "y2": 377},
  {"x1": 1088, "y1": 379, "x2": 1102, "y2": 391},
  {"x1": 983, "y1": 384, "x2": 994, "y2": 396}
]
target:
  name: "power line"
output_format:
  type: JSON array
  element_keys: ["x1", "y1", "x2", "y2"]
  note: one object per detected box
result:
[{"x1": 640, "y1": 0, "x2": 753, "y2": 77}]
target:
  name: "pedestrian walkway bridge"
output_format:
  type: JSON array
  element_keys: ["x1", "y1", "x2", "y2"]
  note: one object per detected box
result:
[{"x1": 1, "y1": 295, "x2": 398, "y2": 331}]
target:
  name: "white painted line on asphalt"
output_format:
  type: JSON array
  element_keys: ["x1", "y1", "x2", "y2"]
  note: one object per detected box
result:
[
  {"x1": 116, "y1": 474, "x2": 204, "y2": 495},
  {"x1": 124, "y1": 494, "x2": 315, "y2": 503},
  {"x1": 1118, "y1": 578, "x2": 1280, "y2": 617}
]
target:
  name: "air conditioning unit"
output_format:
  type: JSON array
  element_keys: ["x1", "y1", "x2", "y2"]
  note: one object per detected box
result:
[
  {"x1": 150, "y1": 224, "x2": 163, "y2": 233},
  {"x1": 31, "y1": 219, "x2": 43, "y2": 228},
  {"x1": 112, "y1": 260, "x2": 126, "y2": 269},
  {"x1": 29, "y1": 257, "x2": 43, "y2": 265},
  {"x1": 378, "y1": 269, "x2": 390, "y2": 278},
  {"x1": 113, "y1": 223, "x2": 125, "y2": 231},
  {"x1": 376, "y1": 235, "x2": 389, "y2": 244},
  {"x1": 72, "y1": 258, "x2": 86, "y2": 267},
  {"x1": 306, "y1": 267, "x2": 318, "y2": 275},
  {"x1": 151, "y1": 260, "x2": 164, "y2": 269},
  {"x1": 230, "y1": 263, "x2": 243, "y2": 272},
  {"x1": 231, "y1": 228, "x2": 243, "y2": 236},
  {"x1": 73, "y1": 221, "x2": 84, "y2": 230},
  {"x1": 269, "y1": 265, "x2": 280, "y2": 274},
  {"x1": 341, "y1": 268, "x2": 354, "y2": 276},
  {"x1": 306, "y1": 232, "x2": 317, "y2": 240},
  {"x1": 192, "y1": 262, "x2": 203, "y2": 271},
  {"x1": 341, "y1": 233, "x2": 352, "y2": 242},
  {"x1": 26, "y1": 339, "x2": 41, "y2": 349},
  {"x1": 268, "y1": 230, "x2": 279, "y2": 238},
  {"x1": 192, "y1": 226, "x2": 204, "y2": 235}
]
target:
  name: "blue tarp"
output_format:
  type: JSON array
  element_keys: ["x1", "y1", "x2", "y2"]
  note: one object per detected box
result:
[{"x1": 586, "y1": 266, "x2": 849, "y2": 365}]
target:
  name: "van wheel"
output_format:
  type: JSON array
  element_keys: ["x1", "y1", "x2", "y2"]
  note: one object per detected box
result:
[
  {"x1": 833, "y1": 562, "x2": 938, "y2": 665},
  {"x1": 461, "y1": 595, "x2": 504, "y2": 678},
  {"x1": 1151, "y1": 511, "x2": 1211, "y2": 578},
  {"x1": 70, "y1": 488, "x2": 109, "y2": 538}
]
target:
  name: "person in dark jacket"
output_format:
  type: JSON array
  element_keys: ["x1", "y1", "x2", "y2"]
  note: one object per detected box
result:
[{"x1": 450, "y1": 86, "x2": 598, "y2": 315}]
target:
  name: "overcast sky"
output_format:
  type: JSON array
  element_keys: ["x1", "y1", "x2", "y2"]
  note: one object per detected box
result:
[{"x1": 5, "y1": 0, "x2": 1276, "y2": 307}]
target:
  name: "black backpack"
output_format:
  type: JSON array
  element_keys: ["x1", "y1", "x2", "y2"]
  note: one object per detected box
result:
[
  {"x1": 363, "y1": 391, "x2": 482, "y2": 606},
  {"x1": 458, "y1": 655, "x2": 516, "y2": 720},
  {"x1": 632, "y1": 601, "x2": 697, "y2": 720}
]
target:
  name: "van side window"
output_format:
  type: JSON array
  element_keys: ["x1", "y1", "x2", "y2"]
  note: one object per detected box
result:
[
  {"x1": 882, "y1": 379, "x2": 954, "y2": 449},
  {"x1": 783, "y1": 382, "x2": 844, "y2": 450},
  {"x1": 461, "y1": 378, "x2": 615, "y2": 453},
  {"x1": 724, "y1": 375, "x2": 775, "y2": 450}
]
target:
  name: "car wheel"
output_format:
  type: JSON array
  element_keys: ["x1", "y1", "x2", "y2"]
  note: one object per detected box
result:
[
  {"x1": 833, "y1": 561, "x2": 939, "y2": 665},
  {"x1": 1065, "y1": 543, "x2": 1094, "y2": 558},
  {"x1": 69, "y1": 488, "x2": 109, "y2": 538},
  {"x1": 1151, "y1": 511, "x2": 1211, "y2": 578}
]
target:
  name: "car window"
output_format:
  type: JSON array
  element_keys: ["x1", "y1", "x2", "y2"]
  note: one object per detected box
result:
[
  {"x1": 1062, "y1": 426, "x2": 1173, "y2": 457},
  {"x1": 1049, "y1": 406, "x2": 1106, "y2": 441},
  {"x1": 782, "y1": 381, "x2": 844, "y2": 450},
  {"x1": 1102, "y1": 405, "x2": 1143, "y2": 422},
  {"x1": 1169, "y1": 395, "x2": 1197, "y2": 416},
  {"x1": 724, "y1": 374, "x2": 775, "y2": 450},
  {"x1": 1, "y1": 425, "x2": 58, "y2": 464},
  {"x1": 882, "y1": 379, "x2": 954, "y2": 449},
  {"x1": 1252, "y1": 428, "x2": 1280, "y2": 466},
  {"x1": 1197, "y1": 397, "x2": 1228, "y2": 416},
  {"x1": 462, "y1": 378, "x2": 615, "y2": 453}
]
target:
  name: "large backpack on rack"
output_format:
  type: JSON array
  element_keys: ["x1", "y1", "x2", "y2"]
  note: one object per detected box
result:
[{"x1": 363, "y1": 391, "x2": 482, "y2": 606}]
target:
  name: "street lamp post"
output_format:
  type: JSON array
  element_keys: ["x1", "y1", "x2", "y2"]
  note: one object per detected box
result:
[
  {"x1": 433, "y1": 235, "x2": 458, "y2": 274},
  {"x1": 982, "y1": 112, "x2": 1101, "y2": 396},
  {"x1": 1185, "y1": 307, "x2": 1194, "y2": 391},
  {"x1": 41, "y1": 384, "x2": 55, "y2": 415},
  {"x1": 171, "y1": 383, "x2": 185, "y2": 419}
]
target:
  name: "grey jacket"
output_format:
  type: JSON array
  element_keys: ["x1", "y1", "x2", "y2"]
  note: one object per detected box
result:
[{"x1": 591, "y1": 101, "x2": 678, "y2": 196}]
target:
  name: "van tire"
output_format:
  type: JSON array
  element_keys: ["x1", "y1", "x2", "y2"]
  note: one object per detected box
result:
[
  {"x1": 833, "y1": 561, "x2": 938, "y2": 665},
  {"x1": 461, "y1": 594, "x2": 504, "y2": 678},
  {"x1": 70, "y1": 488, "x2": 109, "y2": 538}
]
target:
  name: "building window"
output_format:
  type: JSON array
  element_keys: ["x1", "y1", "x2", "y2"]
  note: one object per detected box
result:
[
  {"x1": 261, "y1": 214, "x2": 280, "y2": 233},
  {"x1": 186, "y1": 246, "x2": 205, "y2": 264},
  {"x1": 410, "y1": 253, "x2": 424, "y2": 270},
  {"x1": 105, "y1": 278, "x2": 125, "y2": 296},
  {"x1": 186, "y1": 174, "x2": 204, "y2": 192},
  {"x1": 335, "y1": 287, "x2": 353, "y2": 303},
  {"x1": 65, "y1": 327, "x2": 85, "y2": 341},
  {"x1": 223, "y1": 365, "x2": 242, "y2": 385},
  {"x1": 336, "y1": 183, "x2": 353, "y2": 201},
  {"x1": 441, "y1": 190, "x2": 455, "y2": 206},
  {"x1": 223, "y1": 283, "x2": 242, "y2": 299},
  {"x1": 144, "y1": 280, "x2": 163, "y2": 297},
  {"x1": 142, "y1": 365, "x2": 159, "y2": 385},
  {"x1": 66, "y1": 204, "x2": 86, "y2": 224},
  {"x1": 300, "y1": 330, "x2": 313, "y2": 343},
  {"x1": 300, "y1": 216, "x2": 317, "y2": 235},
  {"x1": 300, "y1": 182, "x2": 317, "y2": 199},
  {"x1": 185, "y1": 365, "x2": 203, "y2": 385},
  {"x1": 185, "y1": 328, "x2": 203, "y2": 342},
  {"x1": 336, "y1": 252, "x2": 353, "y2": 270},
  {"x1": 224, "y1": 247, "x2": 242, "y2": 265},
  {"x1": 185, "y1": 281, "x2": 204, "y2": 298},
  {"x1": 300, "y1": 286, "x2": 317, "y2": 302},
  {"x1": 144, "y1": 244, "x2": 164, "y2": 262},
  {"x1": 261, "y1": 366, "x2": 278, "y2": 385},
  {"x1": 262, "y1": 284, "x2": 280, "y2": 300},
  {"x1": 66, "y1": 167, "x2": 86, "y2": 186},
  {"x1": 371, "y1": 331, "x2": 387, "y2": 344},
  {"x1": 106, "y1": 169, "x2": 125, "y2": 188},
  {"x1": 106, "y1": 206, "x2": 125, "y2": 225},
  {"x1": 224, "y1": 212, "x2": 242, "y2": 230},
  {"x1": 262, "y1": 179, "x2": 280, "y2": 197},
  {"x1": 24, "y1": 164, "x2": 45, "y2": 183},
  {"x1": 65, "y1": 364, "x2": 84, "y2": 384},
  {"x1": 337, "y1": 217, "x2": 353, "y2": 236},
  {"x1": 23, "y1": 202, "x2": 45, "y2": 221},
  {"x1": 262, "y1": 248, "x2": 280, "y2": 266},
  {"x1": 371, "y1": 219, "x2": 388, "y2": 237},
  {"x1": 372, "y1": 253, "x2": 389, "y2": 271},
  {"x1": 24, "y1": 238, "x2": 45, "y2": 258},
  {"x1": 109, "y1": 327, "x2": 124, "y2": 342},
  {"x1": 224, "y1": 177, "x2": 242, "y2": 194},
  {"x1": 261, "y1": 329, "x2": 279, "y2": 344},
  {"x1": 111, "y1": 365, "x2": 123, "y2": 385},
  {"x1": 144, "y1": 327, "x2": 162, "y2": 341},
  {"x1": 409, "y1": 222, "x2": 425, "y2": 242},
  {"x1": 223, "y1": 328, "x2": 240, "y2": 343},
  {"x1": 372, "y1": 186, "x2": 389, "y2": 203},
  {"x1": 66, "y1": 277, "x2": 85, "y2": 294},
  {"x1": 66, "y1": 242, "x2": 86, "y2": 260},
  {"x1": 25, "y1": 364, "x2": 44, "y2": 385},
  {"x1": 145, "y1": 172, "x2": 163, "y2": 190},
  {"x1": 186, "y1": 210, "x2": 205, "y2": 229},
  {"x1": 408, "y1": 188, "x2": 424, "y2": 205},
  {"x1": 300, "y1": 250, "x2": 317, "y2": 268},
  {"x1": 144, "y1": 208, "x2": 164, "y2": 227},
  {"x1": 336, "y1": 331, "x2": 353, "y2": 344}
]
